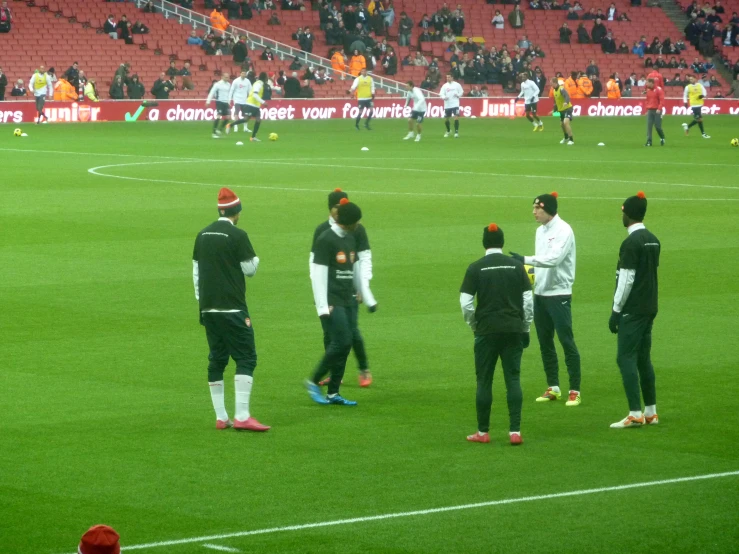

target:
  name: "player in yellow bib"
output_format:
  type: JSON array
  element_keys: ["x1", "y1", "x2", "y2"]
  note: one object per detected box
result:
[
  {"x1": 348, "y1": 68, "x2": 375, "y2": 130},
  {"x1": 551, "y1": 77, "x2": 574, "y2": 145},
  {"x1": 681, "y1": 75, "x2": 710, "y2": 139}
]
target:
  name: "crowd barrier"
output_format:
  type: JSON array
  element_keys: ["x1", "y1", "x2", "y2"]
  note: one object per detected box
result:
[{"x1": 1, "y1": 98, "x2": 737, "y2": 124}]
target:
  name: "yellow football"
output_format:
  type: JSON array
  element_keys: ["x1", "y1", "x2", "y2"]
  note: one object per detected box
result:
[{"x1": 269, "y1": 132, "x2": 278, "y2": 141}]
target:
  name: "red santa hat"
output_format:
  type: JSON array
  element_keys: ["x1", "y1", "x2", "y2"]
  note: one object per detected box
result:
[
  {"x1": 218, "y1": 187, "x2": 242, "y2": 217},
  {"x1": 78, "y1": 525, "x2": 120, "y2": 554}
]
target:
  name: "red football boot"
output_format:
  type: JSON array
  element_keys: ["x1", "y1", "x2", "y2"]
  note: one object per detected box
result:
[
  {"x1": 234, "y1": 417, "x2": 271, "y2": 432},
  {"x1": 466, "y1": 432, "x2": 490, "y2": 443}
]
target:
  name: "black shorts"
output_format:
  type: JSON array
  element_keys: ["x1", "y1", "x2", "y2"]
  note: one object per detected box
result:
[
  {"x1": 411, "y1": 110, "x2": 425, "y2": 123},
  {"x1": 35, "y1": 95, "x2": 45, "y2": 112},
  {"x1": 525, "y1": 102, "x2": 538, "y2": 114},
  {"x1": 445, "y1": 107, "x2": 459, "y2": 118},
  {"x1": 234, "y1": 103, "x2": 248, "y2": 117},
  {"x1": 692, "y1": 106, "x2": 703, "y2": 119},
  {"x1": 358, "y1": 98, "x2": 373, "y2": 110},
  {"x1": 215, "y1": 101, "x2": 230, "y2": 117},
  {"x1": 202, "y1": 311, "x2": 257, "y2": 375},
  {"x1": 559, "y1": 107, "x2": 574, "y2": 121},
  {"x1": 244, "y1": 104, "x2": 261, "y2": 118}
]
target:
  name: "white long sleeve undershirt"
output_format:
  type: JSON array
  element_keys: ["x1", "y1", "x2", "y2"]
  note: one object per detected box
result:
[
  {"x1": 612, "y1": 268, "x2": 636, "y2": 313},
  {"x1": 460, "y1": 292, "x2": 476, "y2": 331},
  {"x1": 311, "y1": 264, "x2": 330, "y2": 316}
]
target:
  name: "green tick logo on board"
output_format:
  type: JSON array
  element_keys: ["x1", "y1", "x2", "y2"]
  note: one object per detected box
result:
[{"x1": 125, "y1": 101, "x2": 157, "y2": 122}]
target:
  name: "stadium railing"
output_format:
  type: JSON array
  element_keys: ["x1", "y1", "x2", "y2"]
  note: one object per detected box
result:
[{"x1": 129, "y1": 0, "x2": 437, "y2": 97}]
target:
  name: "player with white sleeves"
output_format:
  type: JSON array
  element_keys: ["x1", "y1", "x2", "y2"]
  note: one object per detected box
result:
[{"x1": 439, "y1": 74, "x2": 464, "y2": 138}]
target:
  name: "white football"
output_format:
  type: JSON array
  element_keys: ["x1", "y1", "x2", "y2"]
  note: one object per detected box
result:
[{"x1": 235, "y1": 141, "x2": 244, "y2": 146}]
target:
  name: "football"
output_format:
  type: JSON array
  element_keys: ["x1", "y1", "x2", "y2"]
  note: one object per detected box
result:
[
  {"x1": 524, "y1": 264, "x2": 535, "y2": 286},
  {"x1": 731, "y1": 138, "x2": 738, "y2": 147},
  {"x1": 269, "y1": 132, "x2": 278, "y2": 141},
  {"x1": 14, "y1": 128, "x2": 22, "y2": 137}
]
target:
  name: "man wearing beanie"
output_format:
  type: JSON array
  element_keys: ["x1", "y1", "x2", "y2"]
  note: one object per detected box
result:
[
  {"x1": 511, "y1": 192, "x2": 582, "y2": 407},
  {"x1": 306, "y1": 198, "x2": 364, "y2": 406},
  {"x1": 460, "y1": 224, "x2": 533, "y2": 445},
  {"x1": 78, "y1": 524, "x2": 120, "y2": 554},
  {"x1": 192, "y1": 187, "x2": 270, "y2": 432},
  {"x1": 609, "y1": 191, "x2": 661, "y2": 429},
  {"x1": 310, "y1": 188, "x2": 377, "y2": 388}
]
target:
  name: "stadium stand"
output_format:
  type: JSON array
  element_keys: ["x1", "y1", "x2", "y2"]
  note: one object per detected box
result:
[{"x1": 0, "y1": 0, "x2": 732, "y2": 99}]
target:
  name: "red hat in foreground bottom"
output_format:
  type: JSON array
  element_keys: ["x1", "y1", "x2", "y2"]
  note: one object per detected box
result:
[{"x1": 79, "y1": 525, "x2": 120, "y2": 554}]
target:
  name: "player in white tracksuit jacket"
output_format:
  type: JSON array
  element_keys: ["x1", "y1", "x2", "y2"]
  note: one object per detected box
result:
[{"x1": 518, "y1": 75, "x2": 542, "y2": 130}]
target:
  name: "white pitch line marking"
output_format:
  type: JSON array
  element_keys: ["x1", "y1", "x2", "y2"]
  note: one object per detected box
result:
[
  {"x1": 66, "y1": 470, "x2": 736, "y2": 552},
  {"x1": 202, "y1": 545, "x2": 240, "y2": 552},
  {"x1": 3, "y1": 146, "x2": 739, "y2": 168},
  {"x1": 87, "y1": 161, "x2": 739, "y2": 201}
]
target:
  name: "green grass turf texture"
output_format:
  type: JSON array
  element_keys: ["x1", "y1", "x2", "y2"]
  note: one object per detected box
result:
[{"x1": 1, "y1": 116, "x2": 738, "y2": 554}]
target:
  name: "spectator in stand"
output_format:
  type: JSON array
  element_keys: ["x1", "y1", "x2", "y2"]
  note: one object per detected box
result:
[
  {"x1": 509, "y1": 5, "x2": 524, "y2": 29},
  {"x1": 127, "y1": 74, "x2": 145, "y2": 98},
  {"x1": 114, "y1": 63, "x2": 131, "y2": 84},
  {"x1": 0, "y1": 67, "x2": 6, "y2": 100},
  {"x1": 231, "y1": 36, "x2": 248, "y2": 64},
  {"x1": 314, "y1": 68, "x2": 332, "y2": 84},
  {"x1": 709, "y1": 74, "x2": 720, "y2": 88},
  {"x1": 303, "y1": 66, "x2": 316, "y2": 81},
  {"x1": 151, "y1": 72, "x2": 175, "y2": 99},
  {"x1": 647, "y1": 68, "x2": 664, "y2": 88},
  {"x1": 617, "y1": 13, "x2": 630, "y2": 21},
  {"x1": 625, "y1": 73, "x2": 637, "y2": 86},
  {"x1": 331, "y1": 49, "x2": 347, "y2": 77},
  {"x1": 666, "y1": 73, "x2": 682, "y2": 86},
  {"x1": 419, "y1": 28, "x2": 433, "y2": 42},
  {"x1": 179, "y1": 61, "x2": 194, "y2": 90},
  {"x1": 180, "y1": 0, "x2": 194, "y2": 8},
  {"x1": 166, "y1": 60, "x2": 179, "y2": 78},
  {"x1": 590, "y1": 75, "x2": 602, "y2": 97},
  {"x1": 450, "y1": 9, "x2": 465, "y2": 35},
  {"x1": 529, "y1": 0, "x2": 541, "y2": 9},
  {"x1": 289, "y1": 56, "x2": 302, "y2": 70},
  {"x1": 606, "y1": 74, "x2": 621, "y2": 98},
  {"x1": 381, "y1": 1, "x2": 395, "y2": 28},
  {"x1": 606, "y1": 2, "x2": 617, "y2": 20},
  {"x1": 492, "y1": 10, "x2": 504, "y2": 29},
  {"x1": 413, "y1": 51, "x2": 429, "y2": 66},
  {"x1": 647, "y1": 37, "x2": 661, "y2": 55},
  {"x1": 644, "y1": 57, "x2": 653, "y2": 68},
  {"x1": 533, "y1": 66, "x2": 546, "y2": 90},
  {"x1": 132, "y1": 20, "x2": 149, "y2": 34},
  {"x1": 632, "y1": 41, "x2": 645, "y2": 57},
  {"x1": 268, "y1": 10, "x2": 280, "y2": 24},
  {"x1": 104, "y1": 15, "x2": 118, "y2": 39},
  {"x1": 284, "y1": 71, "x2": 301, "y2": 97},
  {"x1": 591, "y1": 18, "x2": 607, "y2": 44},
  {"x1": 577, "y1": 23, "x2": 590, "y2": 43},
  {"x1": 685, "y1": 15, "x2": 702, "y2": 48},
  {"x1": 11, "y1": 79, "x2": 26, "y2": 96},
  {"x1": 464, "y1": 38, "x2": 479, "y2": 53},
  {"x1": 382, "y1": 48, "x2": 397, "y2": 75},
  {"x1": 299, "y1": 27, "x2": 314, "y2": 53},
  {"x1": 85, "y1": 79, "x2": 99, "y2": 102},
  {"x1": 398, "y1": 12, "x2": 413, "y2": 46},
  {"x1": 210, "y1": 7, "x2": 230, "y2": 35},
  {"x1": 261, "y1": 47, "x2": 275, "y2": 61},
  {"x1": 637, "y1": 74, "x2": 646, "y2": 86},
  {"x1": 64, "y1": 62, "x2": 80, "y2": 89},
  {"x1": 699, "y1": 73, "x2": 711, "y2": 87},
  {"x1": 187, "y1": 30, "x2": 203, "y2": 45},
  {"x1": 0, "y1": 1, "x2": 13, "y2": 33},
  {"x1": 617, "y1": 41, "x2": 629, "y2": 54},
  {"x1": 142, "y1": 1, "x2": 156, "y2": 12},
  {"x1": 117, "y1": 15, "x2": 131, "y2": 42},
  {"x1": 582, "y1": 7, "x2": 597, "y2": 20},
  {"x1": 691, "y1": 57, "x2": 706, "y2": 73},
  {"x1": 109, "y1": 75, "x2": 125, "y2": 99},
  {"x1": 567, "y1": 8, "x2": 579, "y2": 20},
  {"x1": 559, "y1": 22, "x2": 572, "y2": 43},
  {"x1": 655, "y1": 55, "x2": 667, "y2": 68},
  {"x1": 299, "y1": 79, "x2": 314, "y2": 98}
]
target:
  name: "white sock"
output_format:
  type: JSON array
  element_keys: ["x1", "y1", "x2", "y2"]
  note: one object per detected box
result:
[
  {"x1": 509, "y1": 431, "x2": 520, "y2": 436},
  {"x1": 550, "y1": 386, "x2": 561, "y2": 394},
  {"x1": 532, "y1": 122, "x2": 537, "y2": 127},
  {"x1": 644, "y1": 405, "x2": 657, "y2": 417},
  {"x1": 629, "y1": 410, "x2": 643, "y2": 418},
  {"x1": 209, "y1": 380, "x2": 229, "y2": 421},
  {"x1": 234, "y1": 375, "x2": 253, "y2": 421},
  {"x1": 408, "y1": 131, "x2": 415, "y2": 137},
  {"x1": 569, "y1": 390, "x2": 579, "y2": 395}
]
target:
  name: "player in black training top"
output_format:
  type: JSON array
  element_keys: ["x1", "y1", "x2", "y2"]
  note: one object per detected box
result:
[
  {"x1": 460, "y1": 223, "x2": 534, "y2": 446},
  {"x1": 608, "y1": 191, "x2": 661, "y2": 429},
  {"x1": 310, "y1": 188, "x2": 377, "y2": 388},
  {"x1": 192, "y1": 187, "x2": 270, "y2": 432},
  {"x1": 306, "y1": 199, "x2": 364, "y2": 406}
]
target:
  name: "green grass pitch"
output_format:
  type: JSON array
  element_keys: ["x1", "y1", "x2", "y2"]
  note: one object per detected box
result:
[{"x1": 1, "y1": 116, "x2": 738, "y2": 554}]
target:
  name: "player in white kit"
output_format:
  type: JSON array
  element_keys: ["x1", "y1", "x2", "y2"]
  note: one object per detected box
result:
[
  {"x1": 403, "y1": 81, "x2": 427, "y2": 142},
  {"x1": 439, "y1": 74, "x2": 464, "y2": 138},
  {"x1": 226, "y1": 70, "x2": 252, "y2": 134},
  {"x1": 518, "y1": 74, "x2": 543, "y2": 131}
]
